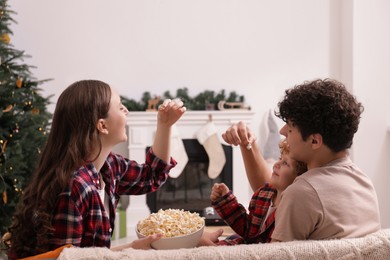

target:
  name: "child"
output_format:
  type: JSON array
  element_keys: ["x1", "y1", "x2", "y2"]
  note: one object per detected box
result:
[
  {"x1": 199, "y1": 122, "x2": 306, "y2": 246},
  {"x1": 8, "y1": 80, "x2": 186, "y2": 258}
]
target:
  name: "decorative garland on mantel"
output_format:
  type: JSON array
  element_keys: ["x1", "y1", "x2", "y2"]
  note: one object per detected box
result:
[{"x1": 121, "y1": 87, "x2": 250, "y2": 111}]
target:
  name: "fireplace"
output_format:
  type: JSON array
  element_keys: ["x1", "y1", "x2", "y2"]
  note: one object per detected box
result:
[
  {"x1": 114, "y1": 110, "x2": 255, "y2": 236},
  {"x1": 146, "y1": 139, "x2": 233, "y2": 218}
]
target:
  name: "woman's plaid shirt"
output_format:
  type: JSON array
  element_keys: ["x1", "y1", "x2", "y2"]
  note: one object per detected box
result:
[
  {"x1": 212, "y1": 183, "x2": 276, "y2": 245},
  {"x1": 49, "y1": 148, "x2": 175, "y2": 250}
]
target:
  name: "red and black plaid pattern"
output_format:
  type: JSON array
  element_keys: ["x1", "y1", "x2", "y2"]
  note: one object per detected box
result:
[
  {"x1": 50, "y1": 149, "x2": 175, "y2": 250},
  {"x1": 212, "y1": 183, "x2": 276, "y2": 245}
]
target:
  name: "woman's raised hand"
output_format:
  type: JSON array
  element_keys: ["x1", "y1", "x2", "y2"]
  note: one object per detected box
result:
[{"x1": 157, "y1": 98, "x2": 186, "y2": 126}]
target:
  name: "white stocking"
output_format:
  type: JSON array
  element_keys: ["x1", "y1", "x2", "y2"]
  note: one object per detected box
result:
[
  {"x1": 196, "y1": 122, "x2": 226, "y2": 179},
  {"x1": 169, "y1": 125, "x2": 189, "y2": 178}
]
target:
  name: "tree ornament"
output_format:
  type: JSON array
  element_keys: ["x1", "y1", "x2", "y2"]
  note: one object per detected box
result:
[
  {"x1": 13, "y1": 124, "x2": 19, "y2": 134},
  {"x1": 23, "y1": 100, "x2": 33, "y2": 111},
  {"x1": 31, "y1": 108, "x2": 40, "y2": 115},
  {"x1": 1, "y1": 140, "x2": 7, "y2": 154},
  {"x1": 0, "y1": 33, "x2": 10, "y2": 44},
  {"x1": 2, "y1": 104, "x2": 13, "y2": 113},
  {"x1": 2, "y1": 191, "x2": 7, "y2": 204},
  {"x1": 1, "y1": 232, "x2": 12, "y2": 249},
  {"x1": 16, "y1": 78, "x2": 23, "y2": 88}
]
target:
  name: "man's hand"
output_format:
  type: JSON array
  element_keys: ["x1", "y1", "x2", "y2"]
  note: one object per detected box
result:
[{"x1": 222, "y1": 121, "x2": 256, "y2": 148}]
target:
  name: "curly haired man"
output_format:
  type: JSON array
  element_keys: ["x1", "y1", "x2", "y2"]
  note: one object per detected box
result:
[{"x1": 271, "y1": 78, "x2": 381, "y2": 241}]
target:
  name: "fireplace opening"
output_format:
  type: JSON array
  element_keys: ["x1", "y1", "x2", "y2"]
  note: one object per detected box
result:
[{"x1": 146, "y1": 139, "x2": 233, "y2": 223}]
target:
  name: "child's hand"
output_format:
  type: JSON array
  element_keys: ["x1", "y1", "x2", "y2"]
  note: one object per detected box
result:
[
  {"x1": 157, "y1": 98, "x2": 186, "y2": 127},
  {"x1": 210, "y1": 183, "x2": 230, "y2": 202},
  {"x1": 197, "y1": 229, "x2": 224, "y2": 246}
]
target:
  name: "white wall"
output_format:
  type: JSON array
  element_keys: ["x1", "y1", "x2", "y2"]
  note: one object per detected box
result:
[
  {"x1": 352, "y1": 0, "x2": 390, "y2": 228},
  {"x1": 10, "y1": 0, "x2": 331, "y2": 129},
  {"x1": 9, "y1": 0, "x2": 390, "y2": 227}
]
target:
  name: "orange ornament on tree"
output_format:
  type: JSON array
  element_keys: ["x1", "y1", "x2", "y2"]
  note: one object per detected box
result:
[
  {"x1": 2, "y1": 191, "x2": 7, "y2": 204},
  {"x1": 31, "y1": 108, "x2": 40, "y2": 115},
  {"x1": 16, "y1": 78, "x2": 23, "y2": 88},
  {"x1": 0, "y1": 33, "x2": 10, "y2": 44}
]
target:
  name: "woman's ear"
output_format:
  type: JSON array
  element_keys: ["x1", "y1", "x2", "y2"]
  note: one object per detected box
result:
[{"x1": 96, "y1": 119, "x2": 108, "y2": 134}]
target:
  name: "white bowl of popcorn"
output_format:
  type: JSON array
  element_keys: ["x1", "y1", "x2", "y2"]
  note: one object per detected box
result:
[{"x1": 136, "y1": 208, "x2": 205, "y2": 250}]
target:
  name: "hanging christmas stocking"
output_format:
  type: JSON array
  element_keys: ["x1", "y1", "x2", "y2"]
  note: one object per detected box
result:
[
  {"x1": 261, "y1": 109, "x2": 281, "y2": 170},
  {"x1": 169, "y1": 125, "x2": 189, "y2": 178},
  {"x1": 262, "y1": 109, "x2": 281, "y2": 160},
  {"x1": 196, "y1": 122, "x2": 226, "y2": 179}
]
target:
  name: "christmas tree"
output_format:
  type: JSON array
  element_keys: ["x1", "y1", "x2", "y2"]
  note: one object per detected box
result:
[{"x1": 0, "y1": 0, "x2": 52, "y2": 236}]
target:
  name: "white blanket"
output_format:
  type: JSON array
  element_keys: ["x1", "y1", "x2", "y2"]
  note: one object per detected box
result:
[{"x1": 58, "y1": 229, "x2": 390, "y2": 260}]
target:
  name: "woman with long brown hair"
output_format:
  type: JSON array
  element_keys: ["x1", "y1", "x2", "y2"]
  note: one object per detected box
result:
[{"x1": 8, "y1": 80, "x2": 186, "y2": 259}]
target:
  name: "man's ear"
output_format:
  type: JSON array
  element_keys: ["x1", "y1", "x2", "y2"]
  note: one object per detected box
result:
[
  {"x1": 310, "y1": 133, "x2": 322, "y2": 149},
  {"x1": 96, "y1": 119, "x2": 108, "y2": 134}
]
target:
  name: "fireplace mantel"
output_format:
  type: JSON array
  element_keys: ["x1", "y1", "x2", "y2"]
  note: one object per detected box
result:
[
  {"x1": 119, "y1": 110, "x2": 255, "y2": 236},
  {"x1": 126, "y1": 110, "x2": 254, "y2": 127}
]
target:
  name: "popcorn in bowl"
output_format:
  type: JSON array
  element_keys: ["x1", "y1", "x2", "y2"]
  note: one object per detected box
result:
[{"x1": 136, "y1": 208, "x2": 205, "y2": 249}]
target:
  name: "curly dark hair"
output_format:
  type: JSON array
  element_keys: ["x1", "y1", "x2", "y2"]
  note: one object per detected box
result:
[{"x1": 275, "y1": 78, "x2": 364, "y2": 153}]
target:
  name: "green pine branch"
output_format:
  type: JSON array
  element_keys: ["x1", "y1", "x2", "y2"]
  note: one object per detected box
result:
[
  {"x1": 0, "y1": 0, "x2": 52, "y2": 235},
  {"x1": 121, "y1": 87, "x2": 246, "y2": 111}
]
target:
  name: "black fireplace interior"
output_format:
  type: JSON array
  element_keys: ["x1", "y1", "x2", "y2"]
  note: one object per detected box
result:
[{"x1": 146, "y1": 139, "x2": 233, "y2": 221}]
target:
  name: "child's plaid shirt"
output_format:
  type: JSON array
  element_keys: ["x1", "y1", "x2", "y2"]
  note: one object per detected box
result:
[{"x1": 212, "y1": 183, "x2": 276, "y2": 245}]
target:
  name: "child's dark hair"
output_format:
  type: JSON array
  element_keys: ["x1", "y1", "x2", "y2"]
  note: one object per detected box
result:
[{"x1": 276, "y1": 78, "x2": 363, "y2": 153}]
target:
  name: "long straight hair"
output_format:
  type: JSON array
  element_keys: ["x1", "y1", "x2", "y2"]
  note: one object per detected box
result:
[{"x1": 10, "y1": 80, "x2": 111, "y2": 258}]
